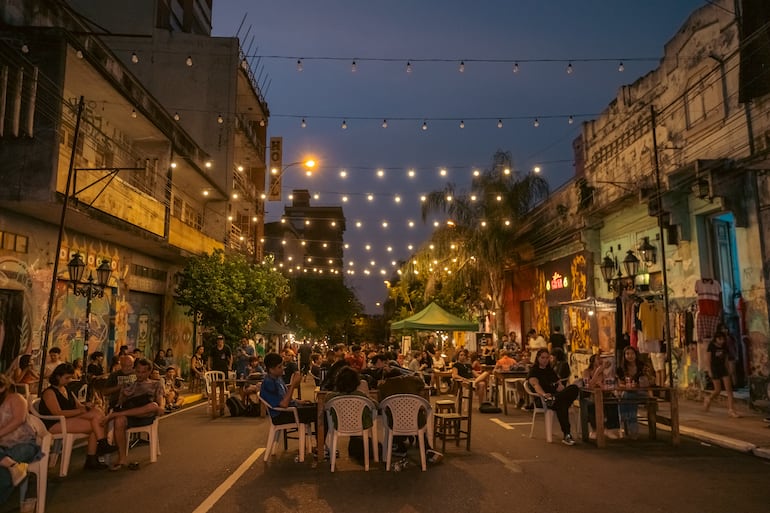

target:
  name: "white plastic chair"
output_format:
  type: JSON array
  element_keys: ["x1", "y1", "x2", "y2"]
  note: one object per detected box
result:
[
  {"x1": 204, "y1": 371, "x2": 228, "y2": 397},
  {"x1": 28, "y1": 398, "x2": 89, "y2": 477},
  {"x1": 523, "y1": 381, "x2": 556, "y2": 442},
  {"x1": 379, "y1": 394, "x2": 432, "y2": 471},
  {"x1": 258, "y1": 392, "x2": 312, "y2": 462},
  {"x1": 125, "y1": 417, "x2": 161, "y2": 462},
  {"x1": 324, "y1": 395, "x2": 379, "y2": 472},
  {"x1": 21, "y1": 414, "x2": 51, "y2": 513}
]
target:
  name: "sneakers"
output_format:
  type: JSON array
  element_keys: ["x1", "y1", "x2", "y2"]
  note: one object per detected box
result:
[
  {"x1": 426, "y1": 449, "x2": 443, "y2": 464},
  {"x1": 96, "y1": 438, "x2": 119, "y2": 456},
  {"x1": 562, "y1": 434, "x2": 575, "y2": 446},
  {"x1": 605, "y1": 429, "x2": 621, "y2": 440},
  {"x1": 9, "y1": 462, "x2": 27, "y2": 487}
]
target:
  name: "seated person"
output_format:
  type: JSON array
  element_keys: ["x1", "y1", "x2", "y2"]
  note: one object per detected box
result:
[
  {"x1": 616, "y1": 346, "x2": 653, "y2": 439},
  {"x1": 583, "y1": 354, "x2": 621, "y2": 439},
  {"x1": 479, "y1": 336, "x2": 497, "y2": 365},
  {"x1": 320, "y1": 345, "x2": 347, "y2": 391},
  {"x1": 452, "y1": 349, "x2": 489, "y2": 406},
  {"x1": 550, "y1": 347, "x2": 571, "y2": 385},
  {"x1": 260, "y1": 352, "x2": 317, "y2": 426},
  {"x1": 101, "y1": 358, "x2": 165, "y2": 471},
  {"x1": 418, "y1": 350, "x2": 433, "y2": 386},
  {"x1": 377, "y1": 369, "x2": 443, "y2": 464},
  {"x1": 326, "y1": 366, "x2": 373, "y2": 428},
  {"x1": 10, "y1": 354, "x2": 40, "y2": 386},
  {"x1": 309, "y1": 354, "x2": 323, "y2": 386},
  {"x1": 102, "y1": 355, "x2": 137, "y2": 411},
  {"x1": 163, "y1": 367, "x2": 184, "y2": 411},
  {"x1": 240, "y1": 356, "x2": 265, "y2": 404},
  {"x1": 494, "y1": 350, "x2": 518, "y2": 372},
  {"x1": 0, "y1": 374, "x2": 42, "y2": 498},
  {"x1": 528, "y1": 348, "x2": 580, "y2": 446},
  {"x1": 39, "y1": 363, "x2": 117, "y2": 470}
]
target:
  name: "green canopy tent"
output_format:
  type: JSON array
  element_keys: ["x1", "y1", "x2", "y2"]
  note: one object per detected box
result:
[{"x1": 390, "y1": 302, "x2": 478, "y2": 331}]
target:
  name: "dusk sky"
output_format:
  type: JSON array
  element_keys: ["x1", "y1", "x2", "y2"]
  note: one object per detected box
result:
[{"x1": 211, "y1": 0, "x2": 708, "y2": 313}]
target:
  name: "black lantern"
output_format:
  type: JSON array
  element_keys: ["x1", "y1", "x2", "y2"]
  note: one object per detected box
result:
[
  {"x1": 96, "y1": 259, "x2": 112, "y2": 287},
  {"x1": 67, "y1": 253, "x2": 86, "y2": 283},
  {"x1": 600, "y1": 253, "x2": 616, "y2": 284},
  {"x1": 639, "y1": 236, "x2": 657, "y2": 266},
  {"x1": 622, "y1": 250, "x2": 640, "y2": 279}
]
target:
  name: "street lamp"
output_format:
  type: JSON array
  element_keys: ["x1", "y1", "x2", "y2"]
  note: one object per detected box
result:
[
  {"x1": 65, "y1": 253, "x2": 112, "y2": 391},
  {"x1": 268, "y1": 159, "x2": 316, "y2": 198}
]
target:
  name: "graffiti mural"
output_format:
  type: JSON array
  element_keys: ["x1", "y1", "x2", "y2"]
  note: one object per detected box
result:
[
  {"x1": 50, "y1": 281, "x2": 113, "y2": 363},
  {"x1": 533, "y1": 269, "x2": 549, "y2": 336},
  {"x1": 126, "y1": 291, "x2": 161, "y2": 359},
  {"x1": 569, "y1": 254, "x2": 592, "y2": 350},
  {"x1": 163, "y1": 298, "x2": 195, "y2": 377}
]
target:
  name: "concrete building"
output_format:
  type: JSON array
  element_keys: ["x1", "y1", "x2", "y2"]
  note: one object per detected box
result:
[
  {"x1": 506, "y1": 0, "x2": 770, "y2": 398},
  {"x1": 0, "y1": 0, "x2": 268, "y2": 375}
]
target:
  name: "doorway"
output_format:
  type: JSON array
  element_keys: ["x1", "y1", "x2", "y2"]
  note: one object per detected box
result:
[{"x1": 0, "y1": 290, "x2": 23, "y2": 372}]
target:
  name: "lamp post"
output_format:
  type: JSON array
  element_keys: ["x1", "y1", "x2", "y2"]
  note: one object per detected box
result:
[
  {"x1": 64, "y1": 254, "x2": 112, "y2": 393},
  {"x1": 268, "y1": 159, "x2": 316, "y2": 199}
]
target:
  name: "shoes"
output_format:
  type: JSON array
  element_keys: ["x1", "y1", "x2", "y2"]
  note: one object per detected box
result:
[
  {"x1": 96, "y1": 438, "x2": 119, "y2": 456},
  {"x1": 562, "y1": 434, "x2": 575, "y2": 446},
  {"x1": 588, "y1": 430, "x2": 597, "y2": 440},
  {"x1": 84, "y1": 456, "x2": 108, "y2": 471},
  {"x1": 9, "y1": 462, "x2": 27, "y2": 487},
  {"x1": 605, "y1": 429, "x2": 621, "y2": 440},
  {"x1": 728, "y1": 409, "x2": 740, "y2": 418},
  {"x1": 426, "y1": 449, "x2": 443, "y2": 464}
]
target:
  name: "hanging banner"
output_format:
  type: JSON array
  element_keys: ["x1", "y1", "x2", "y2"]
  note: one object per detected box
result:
[{"x1": 267, "y1": 137, "x2": 283, "y2": 201}]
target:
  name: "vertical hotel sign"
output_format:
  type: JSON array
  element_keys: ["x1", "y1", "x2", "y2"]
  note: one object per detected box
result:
[{"x1": 267, "y1": 137, "x2": 283, "y2": 201}]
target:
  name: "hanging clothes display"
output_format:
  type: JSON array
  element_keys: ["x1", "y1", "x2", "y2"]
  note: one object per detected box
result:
[
  {"x1": 637, "y1": 299, "x2": 663, "y2": 353},
  {"x1": 695, "y1": 278, "x2": 722, "y2": 342}
]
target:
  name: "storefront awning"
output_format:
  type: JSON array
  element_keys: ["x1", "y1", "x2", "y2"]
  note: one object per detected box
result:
[{"x1": 558, "y1": 297, "x2": 617, "y2": 311}]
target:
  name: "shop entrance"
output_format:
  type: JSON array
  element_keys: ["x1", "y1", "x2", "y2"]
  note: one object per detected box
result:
[{"x1": 0, "y1": 289, "x2": 23, "y2": 372}]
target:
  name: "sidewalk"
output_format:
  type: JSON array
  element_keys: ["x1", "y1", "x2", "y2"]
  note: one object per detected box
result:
[{"x1": 672, "y1": 393, "x2": 770, "y2": 459}]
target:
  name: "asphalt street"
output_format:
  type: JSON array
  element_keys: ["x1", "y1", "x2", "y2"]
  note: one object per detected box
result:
[{"x1": 4, "y1": 396, "x2": 769, "y2": 513}]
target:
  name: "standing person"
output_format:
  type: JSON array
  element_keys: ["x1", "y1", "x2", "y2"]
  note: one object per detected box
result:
[
  {"x1": 100, "y1": 358, "x2": 164, "y2": 471},
  {"x1": 0, "y1": 374, "x2": 41, "y2": 500},
  {"x1": 527, "y1": 348, "x2": 580, "y2": 446},
  {"x1": 527, "y1": 330, "x2": 547, "y2": 363},
  {"x1": 549, "y1": 326, "x2": 567, "y2": 352},
  {"x1": 235, "y1": 338, "x2": 255, "y2": 378},
  {"x1": 704, "y1": 332, "x2": 740, "y2": 418},
  {"x1": 209, "y1": 335, "x2": 232, "y2": 374},
  {"x1": 39, "y1": 363, "x2": 117, "y2": 469},
  {"x1": 298, "y1": 340, "x2": 313, "y2": 381},
  {"x1": 424, "y1": 335, "x2": 437, "y2": 357}
]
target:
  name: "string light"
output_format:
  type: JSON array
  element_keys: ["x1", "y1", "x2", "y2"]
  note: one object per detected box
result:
[
  {"x1": 351, "y1": 60, "x2": 357, "y2": 72},
  {"x1": 618, "y1": 61, "x2": 625, "y2": 72},
  {"x1": 533, "y1": 118, "x2": 540, "y2": 127},
  {"x1": 407, "y1": 169, "x2": 415, "y2": 177},
  {"x1": 173, "y1": 112, "x2": 180, "y2": 121},
  {"x1": 131, "y1": 52, "x2": 139, "y2": 64},
  {"x1": 422, "y1": 121, "x2": 428, "y2": 131},
  {"x1": 459, "y1": 120, "x2": 465, "y2": 128},
  {"x1": 185, "y1": 55, "x2": 193, "y2": 66},
  {"x1": 534, "y1": 166, "x2": 542, "y2": 173},
  {"x1": 259, "y1": 119, "x2": 266, "y2": 127},
  {"x1": 341, "y1": 120, "x2": 347, "y2": 129},
  {"x1": 301, "y1": 118, "x2": 307, "y2": 128},
  {"x1": 217, "y1": 114, "x2": 224, "y2": 124},
  {"x1": 130, "y1": 108, "x2": 137, "y2": 118},
  {"x1": 296, "y1": 59, "x2": 303, "y2": 71},
  {"x1": 512, "y1": 62, "x2": 519, "y2": 73},
  {"x1": 377, "y1": 169, "x2": 385, "y2": 177},
  {"x1": 566, "y1": 62, "x2": 574, "y2": 74},
  {"x1": 568, "y1": 115, "x2": 574, "y2": 124},
  {"x1": 382, "y1": 119, "x2": 388, "y2": 128},
  {"x1": 76, "y1": 50, "x2": 83, "y2": 59},
  {"x1": 497, "y1": 119, "x2": 503, "y2": 128},
  {"x1": 406, "y1": 61, "x2": 412, "y2": 73},
  {"x1": 459, "y1": 61, "x2": 465, "y2": 73},
  {"x1": 21, "y1": 44, "x2": 29, "y2": 54}
]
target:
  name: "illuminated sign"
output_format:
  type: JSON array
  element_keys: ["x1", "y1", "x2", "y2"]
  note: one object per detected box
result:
[{"x1": 545, "y1": 272, "x2": 568, "y2": 291}]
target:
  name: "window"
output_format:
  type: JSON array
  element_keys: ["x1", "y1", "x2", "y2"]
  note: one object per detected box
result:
[{"x1": 0, "y1": 231, "x2": 28, "y2": 253}]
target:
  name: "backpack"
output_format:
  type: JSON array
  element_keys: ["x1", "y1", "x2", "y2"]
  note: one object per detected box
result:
[
  {"x1": 226, "y1": 396, "x2": 246, "y2": 417},
  {"x1": 243, "y1": 401, "x2": 261, "y2": 417},
  {"x1": 479, "y1": 401, "x2": 502, "y2": 414}
]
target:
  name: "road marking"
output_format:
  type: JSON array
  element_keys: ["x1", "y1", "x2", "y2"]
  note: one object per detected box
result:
[
  {"x1": 489, "y1": 452, "x2": 523, "y2": 473},
  {"x1": 490, "y1": 418, "x2": 514, "y2": 430},
  {"x1": 160, "y1": 401, "x2": 207, "y2": 419},
  {"x1": 192, "y1": 447, "x2": 265, "y2": 513}
]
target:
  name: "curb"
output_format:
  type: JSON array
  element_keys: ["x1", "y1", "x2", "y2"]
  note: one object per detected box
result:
[{"x1": 654, "y1": 422, "x2": 770, "y2": 460}]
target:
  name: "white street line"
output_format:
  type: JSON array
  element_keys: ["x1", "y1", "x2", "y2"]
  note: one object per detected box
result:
[
  {"x1": 490, "y1": 418, "x2": 514, "y2": 430},
  {"x1": 160, "y1": 401, "x2": 207, "y2": 419},
  {"x1": 489, "y1": 452, "x2": 523, "y2": 473},
  {"x1": 191, "y1": 447, "x2": 265, "y2": 513}
]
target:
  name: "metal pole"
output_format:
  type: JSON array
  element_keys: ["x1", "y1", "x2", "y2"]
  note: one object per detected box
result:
[
  {"x1": 38, "y1": 96, "x2": 85, "y2": 396},
  {"x1": 82, "y1": 276, "x2": 94, "y2": 397},
  {"x1": 651, "y1": 105, "x2": 674, "y2": 388}
]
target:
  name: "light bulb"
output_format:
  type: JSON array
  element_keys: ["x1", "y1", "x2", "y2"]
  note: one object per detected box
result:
[
  {"x1": 534, "y1": 166, "x2": 541, "y2": 173},
  {"x1": 512, "y1": 62, "x2": 519, "y2": 73},
  {"x1": 301, "y1": 118, "x2": 306, "y2": 128},
  {"x1": 459, "y1": 120, "x2": 465, "y2": 128},
  {"x1": 76, "y1": 50, "x2": 83, "y2": 59},
  {"x1": 618, "y1": 61, "x2": 625, "y2": 72},
  {"x1": 406, "y1": 61, "x2": 412, "y2": 73},
  {"x1": 21, "y1": 44, "x2": 29, "y2": 54},
  {"x1": 259, "y1": 119, "x2": 265, "y2": 127},
  {"x1": 296, "y1": 59, "x2": 303, "y2": 71},
  {"x1": 131, "y1": 52, "x2": 139, "y2": 64},
  {"x1": 497, "y1": 119, "x2": 503, "y2": 128},
  {"x1": 185, "y1": 55, "x2": 193, "y2": 67},
  {"x1": 130, "y1": 109, "x2": 137, "y2": 118},
  {"x1": 351, "y1": 60, "x2": 357, "y2": 72},
  {"x1": 568, "y1": 115, "x2": 574, "y2": 124},
  {"x1": 241, "y1": 58, "x2": 249, "y2": 70},
  {"x1": 173, "y1": 112, "x2": 180, "y2": 121},
  {"x1": 382, "y1": 119, "x2": 388, "y2": 128},
  {"x1": 566, "y1": 62, "x2": 573, "y2": 74},
  {"x1": 341, "y1": 120, "x2": 347, "y2": 129},
  {"x1": 459, "y1": 61, "x2": 465, "y2": 73},
  {"x1": 422, "y1": 121, "x2": 428, "y2": 131},
  {"x1": 534, "y1": 118, "x2": 540, "y2": 128},
  {"x1": 217, "y1": 114, "x2": 224, "y2": 124}
]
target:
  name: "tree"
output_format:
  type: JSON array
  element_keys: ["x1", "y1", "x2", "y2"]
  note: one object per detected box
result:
[
  {"x1": 280, "y1": 276, "x2": 363, "y2": 341},
  {"x1": 419, "y1": 150, "x2": 549, "y2": 337},
  {"x1": 175, "y1": 250, "x2": 289, "y2": 341}
]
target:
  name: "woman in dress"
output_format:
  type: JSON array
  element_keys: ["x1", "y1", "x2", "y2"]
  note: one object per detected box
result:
[
  {"x1": 39, "y1": 363, "x2": 116, "y2": 470},
  {"x1": 0, "y1": 374, "x2": 41, "y2": 501}
]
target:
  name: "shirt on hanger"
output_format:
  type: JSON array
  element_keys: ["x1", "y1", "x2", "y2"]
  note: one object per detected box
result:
[{"x1": 695, "y1": 279, "x2": 722, "y2": 316}]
